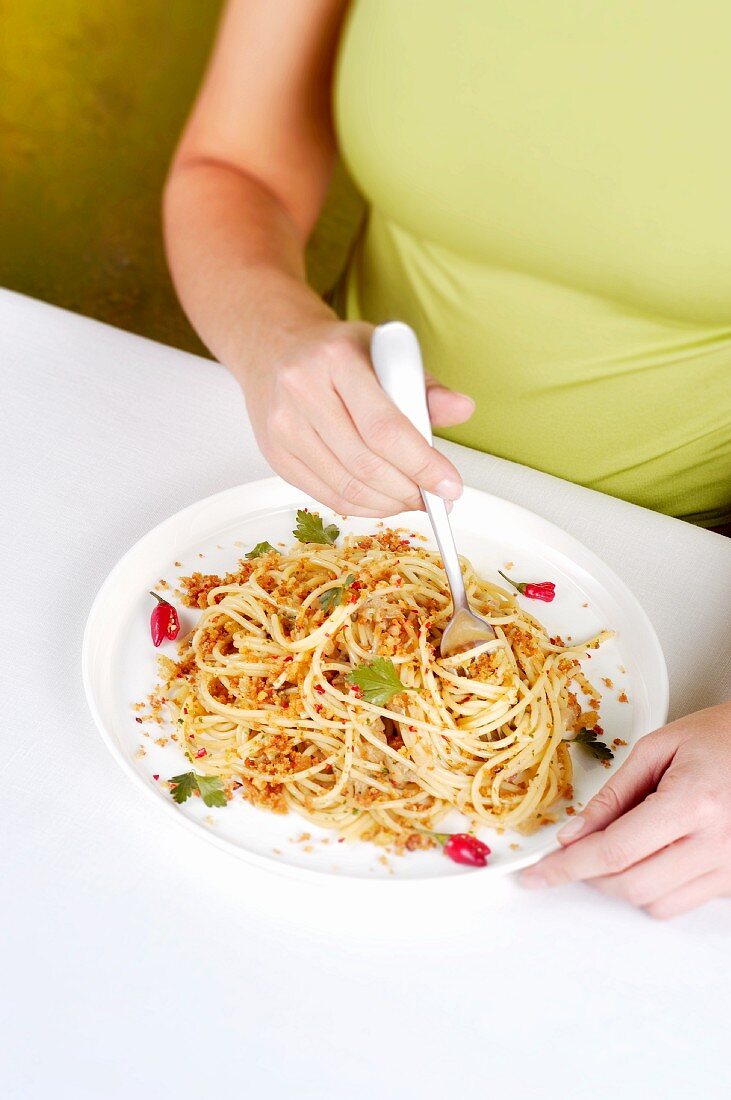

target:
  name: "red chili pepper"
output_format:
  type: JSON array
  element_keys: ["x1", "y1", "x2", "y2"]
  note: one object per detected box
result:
[
  {"x1": 195, "y1": 747, "x2": 207, "y2": 758},
  {"x1": 434, "y1": 832, "x2": 491, "y2": 867},
  {"x1": 152, "y1": 774, "x2": 159, "y2": 781},
  {"x1": 314, "y1": 684, "x2": 326, "y2": 695},
  {"x1": 498, "y1": 570, "x2": 556, "y2": 603},
  {"x1": 149, "y1": 591, "x2": 180, "y2": 646}
]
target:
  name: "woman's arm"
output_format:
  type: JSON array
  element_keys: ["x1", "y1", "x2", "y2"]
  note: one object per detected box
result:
[
  {"x1": 164, "y1": 0, "x2": 341, "y2": 367},
  {"x1": 164, "y1": 0, "x2": 473, "y2": 517}
]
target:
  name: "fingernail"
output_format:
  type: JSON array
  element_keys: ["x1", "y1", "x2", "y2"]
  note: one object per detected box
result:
[
  {"x1": 521, "y1": 868, "x2": 548, "y2": 890},
  {"x1": 454, "y1": 392, "x2": 476, "y2": 410},
  {"x1": 435, "y1": 477, "x2": 462, "y2": 500},
  {"x1": 557, "y1": 815, "x2": 586, "y2": 842}
]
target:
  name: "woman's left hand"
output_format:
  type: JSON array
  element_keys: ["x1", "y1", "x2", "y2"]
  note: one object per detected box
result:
[{"x1": 521, "y1": 701, "x2": 731, "y2": 918}]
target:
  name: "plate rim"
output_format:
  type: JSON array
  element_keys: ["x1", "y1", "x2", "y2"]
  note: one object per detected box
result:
[{"x1": 82, "y1": 475, "x2": 669, "y2": 885}]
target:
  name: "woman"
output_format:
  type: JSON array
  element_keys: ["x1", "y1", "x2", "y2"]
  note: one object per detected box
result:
[{"x1": 163, "y1": 0, "x2": 731, "y2": 915}]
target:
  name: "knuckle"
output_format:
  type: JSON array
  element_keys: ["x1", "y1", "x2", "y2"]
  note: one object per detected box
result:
[
  {"x1": 337, "y1": 473, "x2": 369, "y2": 507},
  {"x1": 693, "y1": 786, "x2": 724, "y2": 826},
  {"x1": 277, "y1": 360, "x2": 309, "y2": 396},
  {"x1": 540, "y1": 860, "x2": 571, "y2": 887},
  {"x1": 635, "y1": 729, "x2": 672, "y2": 766},
  {"x1": 352, "y1": 448, "x2": 388, "y2": 483},
  {"x1": 587, "y1": 783, "x2": 623, "y2": 819},
  {"x1": 268, "y1": 405, "x2": 292, "y2": 438},
  {"x1": 634, "y1": 731, "x2": 660, "y2": 757},
  {"x1": 599, "y1": 835, "x2": 633, "y2": 874},
  {"x1": 411, "y1": 454, "x2": 443, "y2": 483},
  {"x1": 368, "y1": 414, "x2": 404, "y2": 453},
  {"x1": 320, "y1": 334, "x2": 361, "y2": 369}
]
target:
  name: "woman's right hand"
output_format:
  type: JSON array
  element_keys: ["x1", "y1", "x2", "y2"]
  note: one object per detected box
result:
[{"x1": 239, "y1": 314, "x2": 476, "y2": 517}]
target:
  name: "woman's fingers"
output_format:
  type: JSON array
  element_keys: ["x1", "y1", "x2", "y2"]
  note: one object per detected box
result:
[
  {"x1": 335, "y1": 368, "x2": 464, "y2": 500},
  {"x1": 425, "y1": 376, "x2": 475, "y2": 428},
  {"x1": 304, "y1": 390, "x2": 425, "y2": 511},
  {"x1": 555, "y1": 729, "x2": 681, "y2": 846},
  {"x1": 589, "y1": 835, "x2": 716, "y2": 909},
  {"x1": 644, "y1": 870, "x2": 731, "y2": 921},
  {"x1": 294, "y1": 423, "x2": 412, "y2": 515},
  {"x1": 521, "y1": 788, "x2": 690, "y2": 889},
  {"x1": 276, "y1": 449, "x2": 405, "y2": 519}
]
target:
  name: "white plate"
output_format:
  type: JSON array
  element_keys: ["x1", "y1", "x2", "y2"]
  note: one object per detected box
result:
[{"x1": 83, "y1": 477, "x2": 668, "y2": 883}]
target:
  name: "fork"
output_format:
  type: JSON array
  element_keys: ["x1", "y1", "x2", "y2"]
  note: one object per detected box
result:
[{"x1": 370, "y1": 322, "x2": 496, "y2": 656}]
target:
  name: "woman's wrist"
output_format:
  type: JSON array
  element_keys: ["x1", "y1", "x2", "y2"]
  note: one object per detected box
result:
[{"x1": 222, "y1": 270, "x2": 336, "y2": 382}]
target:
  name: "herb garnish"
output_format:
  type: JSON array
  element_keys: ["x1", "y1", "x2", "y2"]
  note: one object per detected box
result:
[
  {"x1": 566, "y1": 727, "x2": 615, "y2": 762},
  {"x1": 168, "y1": 771, "x2": 227, "y2": 807},
  {"x1": 246, "y1": 541, "x2": 278, "y2": 559},
  {"x1": 319, "y1": 574, "x2": 356, "y2": 612},
  {"x1": 293, "y1": 510, "x2": 339, "y2": 546},
  {"x1": 346, "y1": 657, "x2": 405, "y2": 706}
]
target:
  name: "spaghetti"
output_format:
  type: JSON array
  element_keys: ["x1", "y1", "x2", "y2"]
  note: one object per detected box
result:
[{"x1": 151, "y1": 523, "x2": 610, "y2": 848}]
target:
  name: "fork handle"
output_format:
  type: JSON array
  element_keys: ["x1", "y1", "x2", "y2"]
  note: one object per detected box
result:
[{"x1": 370, "y1": 322, "x2": 470, "y2": 614}]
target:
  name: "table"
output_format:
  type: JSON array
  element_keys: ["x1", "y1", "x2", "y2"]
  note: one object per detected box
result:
[{"x1": 2, "y1": 289, "x2": 730, "y2": 1099}]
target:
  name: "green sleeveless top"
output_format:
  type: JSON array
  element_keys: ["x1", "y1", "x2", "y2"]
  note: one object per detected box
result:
[{"x1": 333, "y1": 1, "x2": 731, "y2": 527}]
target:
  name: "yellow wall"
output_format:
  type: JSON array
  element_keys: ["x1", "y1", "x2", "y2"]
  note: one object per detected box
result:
[{"x1": 0, "y1": 1, "x2": 362, "y2": 354}]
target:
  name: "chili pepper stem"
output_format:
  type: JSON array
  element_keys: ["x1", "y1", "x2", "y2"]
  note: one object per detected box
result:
[
  {"x1": 417, "y1": 828, "x2": 473, "y2": 845},
  {"x1": 149, "y1": 590, "x2": 172, "y2": 606},
  {"x1": 497, "y1": 569, "x2": 525, "y2": 594}
]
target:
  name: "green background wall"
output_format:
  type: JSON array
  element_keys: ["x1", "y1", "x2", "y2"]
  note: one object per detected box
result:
[{"x1": 0, "y1": 0, "x2": 363, "y2": 355}]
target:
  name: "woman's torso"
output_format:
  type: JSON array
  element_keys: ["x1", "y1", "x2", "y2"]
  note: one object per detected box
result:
[{"x1": 334, "y1": 0, "x2": 731, "y2": 526}]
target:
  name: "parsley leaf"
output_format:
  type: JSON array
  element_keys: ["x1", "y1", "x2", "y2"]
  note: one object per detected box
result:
[
  {"x1": 246, "y1": 541, "x2": 277, "y2": 560},
  {"x1": 196, "y1": 774, "x2": 228, "y2": 807},
  {"x1": 293, "y1": 509, "x2": 339, "y2": 545},
  {"x1": 347, "y1": 657, "x2": 405, "y2": 706},
  {"x1": 319, "y1": 574, "x2": 356, "y2": 612},
  {"x1": 168, "y1": 771, "x2": 227, "y2": 807},
  {"x1": 567, "y1": 728, "x2": 615, "y2": 763},
  {"x1": 169, "y1": 772, "x2": 198, "y2": 803}
]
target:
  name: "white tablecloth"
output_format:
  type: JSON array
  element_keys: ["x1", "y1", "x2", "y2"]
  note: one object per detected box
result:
[{"x1": 2, "y1": 289, "x2": 730, "y2": 1099}]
